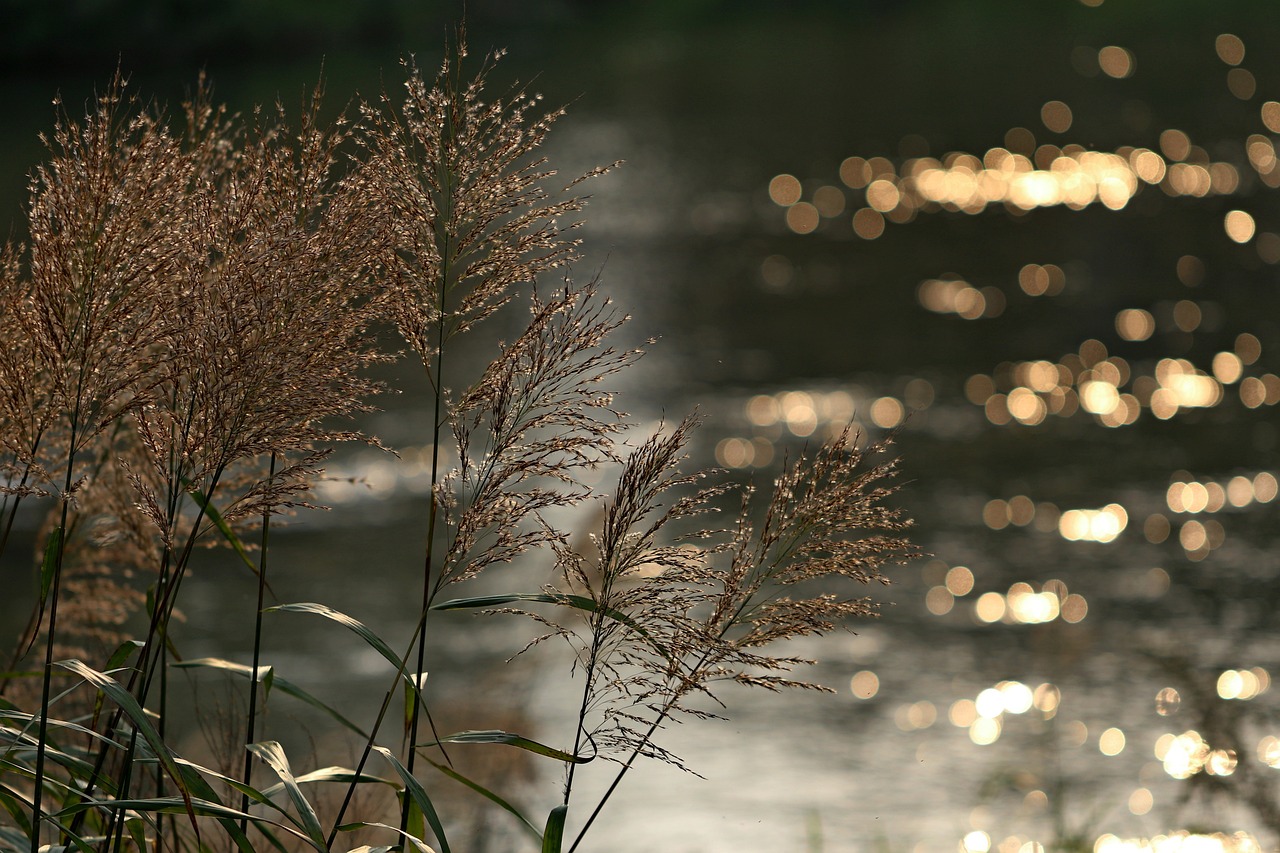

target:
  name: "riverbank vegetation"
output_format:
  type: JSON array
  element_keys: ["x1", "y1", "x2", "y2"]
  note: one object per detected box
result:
[{"x1": 0, "y1": 36, "x2": 915, "y2": 853}]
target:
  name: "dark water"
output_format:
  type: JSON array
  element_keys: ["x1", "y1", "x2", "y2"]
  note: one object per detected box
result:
[{"x1": 4, "y1": 5, "x2": 1280, "y2": 852}]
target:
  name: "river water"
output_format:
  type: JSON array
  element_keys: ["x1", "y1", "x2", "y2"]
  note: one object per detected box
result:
[{"x1": 3, "y1": 5, "x2": 1280, "y2": 852}]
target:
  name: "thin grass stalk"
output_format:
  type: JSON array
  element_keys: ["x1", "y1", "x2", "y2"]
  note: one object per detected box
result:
[
  {"x1": 400, "y1": 124, "x2": 456, "y2": 837},
  {"x1": 28, "y1": 503, "x2": 66, "y2": 853},
  {"x1": 65, "y1": 466, "x2": 225, "y2": 840},
  {"x1": 31, "y1": 393, "x2": 86, "y2": 851},
  {"x1": 241, "y1": 453, "x2": 276, "y2": 834}
]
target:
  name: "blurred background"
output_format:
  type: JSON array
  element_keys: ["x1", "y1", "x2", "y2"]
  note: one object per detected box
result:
[{"x1": 3, "y1": 1, "x2": 1280, "y2": 851}]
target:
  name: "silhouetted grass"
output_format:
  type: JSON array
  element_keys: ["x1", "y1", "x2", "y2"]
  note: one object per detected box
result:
[{"x1": 0, "y1": 34, "x2": 917, "y2": 853}]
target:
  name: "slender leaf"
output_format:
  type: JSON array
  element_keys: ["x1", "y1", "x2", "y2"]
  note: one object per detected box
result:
[
  {"x1": 172, "y1": 657, "x2": 368, "y2": 738},
  {"x1": 0, "y1": 781, "x2": 33, "y2": 834},
  {"x1": 403, "y1": 673, "x2": 427, "y2": 742},
  {"x1": 424, "y1": 756, "x2": 541, "y2": 840},
  {"x1": 372, "y1": 746, "x2": 450, "y2": 853},
  {"x1": 542, "y1": 805, "x2": 568, "y2": 853},
  {"x1": 172, "y1": 758, "x2": 267, "y2": 853},
  {"x1": 431, "y1": 593, "x2": 670, "y2": 658},
  {"x1": 186, "y1": 486, "x2": 257, "y2": 575},
  {"x1": 105, "y1": 640, "x2": 144, "y2": 672},
  {"x1": 259, "y1": 765, "x2": 396, "y2": 800},
  {"x1": 336, "y1": 821, "x2": 436, "y2": 853},
  {"x1": 246, "y1": 742, "x2": 328, "y2": 852},
  {"x1": 54, "y1": 660, "x2": 196, "y2": 824},
  {"x1": 265, "y1": 605, "x2": 406, "y2": 680},
  {"x1": 38, "y1": 526, "x2": 63, "y2": 604},
  {"x1": 56, "y1": 794, "x2": 307, "y2": 846},
  {"x1": 421, "y1": 730, "x2": 591, "y2": 764},
  {"x1": 125, "y1": 814, "x2": 149, "y2": 852}
]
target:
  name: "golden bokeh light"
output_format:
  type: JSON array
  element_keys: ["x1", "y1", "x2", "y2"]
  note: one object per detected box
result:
[
  {"x1": 1098, "y1": 727, "x2": 1126, "y2": 756},
  {"x1": 1058, "y1": 504, "x2": 1127, "y2": 543},
  {"x1": 812, "y1": 185, "x2": 846, "y2": 217},
  {"x1": 1227, "y1": 68, "x2": 1257, "y2": 100},
  {"x1": 1096, "y1": 832, "x2": 1261, "y2": 853},
  {"x1": 715, "y1": 437, "x2": 756, "y2": 469},
  {"x1": 869, "y1": 396, "x2": 905, "y2": 428},
  {"x1": 925, "y1": 585, "x2": 955, "y2": 615},
  {"x1": 768, "y1": 174, "x2": 802, "y2": 206},
  {"x1": 974, "y1": 592, "x2": 1006, "y2": 623},
  {"x1": 1207, "y1": 748, "x2": 1238, "y2": 776},
  {"x1": 1156, "y1": 687, "x2": 1181, "y2": 716},
  {"x1": 1098, "y1": 46, "x2": 1134, "y2": 79},
  {"x1": 949, "y1": 698, "x2": 978, "y2": 727},
  {"x1": 865, "y1": 178, "x2": 900, "y2": 212},
  {"x1": 1115, "y1": 308, "x2": 1155, "y2": 341},
  {"x1": 963, "y1": 831, "x2": 992, "y2": 853},
  {"x1": 1259, "y1": 735, "x2": 1280, "y2": 768},
  {"x1": 1177, "y1": 254, "x2": 1204, "y2": 286},
  {"x1": 1215, "y1": 33, "x2": 1245, "y2": 65},
  {"x1": 1033, "y1": 683, "x2": 1060, "y2": 716},
  {"x1": 1127, "y1": 788, "x2": 1153, "y2": 816},
  {"x1": 1040, "y1": 100, "x2": 1073, "y2": 134},
  {"x1": 1018, "y1": 263, "x2": 1066, "y2": 296},
  {"x1": 1162, "y1": 730, "x2": 1210, "y2": 778},
  {"x1": 850, "y1": 670, "x2": 880, "y2": 699},
  {"x1": 1236, "y1": 332, "x2": 1262, "y2": 364},
  {"x1": 1263, "y1": 101, "x2": 1280, "y2": 134},
  {"x1": 1212, "y1": 351, "x2": 1244, "y2": 383},
  {"x1": 1224, "y1": 209, "x2": 1256, "y2": 243},
  {"x1": 852, "y1": 207, "x2": 886, "y2": 239},
  {"x1": 1159, "y1": 129, "x2": 1191, "y2": 162},
  {"x1": 1255, "y1": 471, "x2": 1278, "y2": 501},
  {"x1": 895, "y1": 700, "x2": 938, "y2": 732},
  {"x1": 969, "y1": 716, "x2": 1001, "y2": 746},
  {"x1": 917, "y1": 277, "x2": 1001, "y2": 319},
  {"x1": 946, "y1": 565, "x2": 975, "y2": 596},
  {"x1": 983, "y1": 499, "x2": 1010, "y2": 530},
  {"x1": 785, "y1": 201, "x2": 820, "y2": 234}
]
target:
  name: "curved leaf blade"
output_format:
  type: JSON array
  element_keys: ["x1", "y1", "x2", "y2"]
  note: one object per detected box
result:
[
  {"x1": 247, "y1": 741, "x2": 326, "y2": 852},
  {"x1": 541, "y1": 805, "x2": 568, "y2": 853},
  {"x1": 431, "y1": 593, "x2": 670, "y2": 658},
  {"x1": 173, "y1": 656, "x2": 369, "y2": 738},
  {"x1": 372, "y1": 746, "x2": 450, "y2": 853},
  {"x1": 422, "y1": 730, "x2": 590, "y2": 764}
]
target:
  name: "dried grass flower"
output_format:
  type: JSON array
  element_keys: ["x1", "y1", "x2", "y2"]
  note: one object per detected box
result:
[{"x1": 356, "y1": 43, "x2": 616, "y2": 362}]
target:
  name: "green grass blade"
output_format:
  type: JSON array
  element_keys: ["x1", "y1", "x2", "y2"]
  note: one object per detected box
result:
[
  {"x1": 125, "y1": 814, "x2": 149, "y2": 852},
  {"x1": 423, "y1": 730, "x2": 591, "y2": 764},
  {"x1": 246, "y1": 741, "x2": 327, "y2": 852},
  {"x1": 259, "y1": 765, "x2": 396, "y2": 800},
  {"x1": 38, "y1": 526, "x2": 62, "y2": 604},
  {"x1": 172, "y1": 657, "x2": 369, "y2": 738},
  {"x1": 372, "y1": 746, "x2": 450, "y2": 853},
  {"x1": 265, "y1": 604, "x2": 407, "y2": 680},
  {"x1": 186, "y1": 485, "x2": 258, "y2": 575},
  {"x1": 431, "y1": 593, "x2": 671, "y2": 658},
  {"x1": 0, "y1": 780, "x2": 33, "y2": 834},
  {"x1": 336, "y1": 821, "x2": 436, "y2": 853},
  {"x1": 56, "y1": 794, "x2": 307, "y2": 848},
  {"x1": 54, "y1": 659, "x2": 198, "y2": 836},
  {"x1": 541, "y1": 805, "x2": 568, "y2": 853},
  {"x1": 172, "y1": 758, "x2": 275, "y2": 853},
  {"x1": 423, "y1": 756, "x2": 540, "y2": 840}
]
